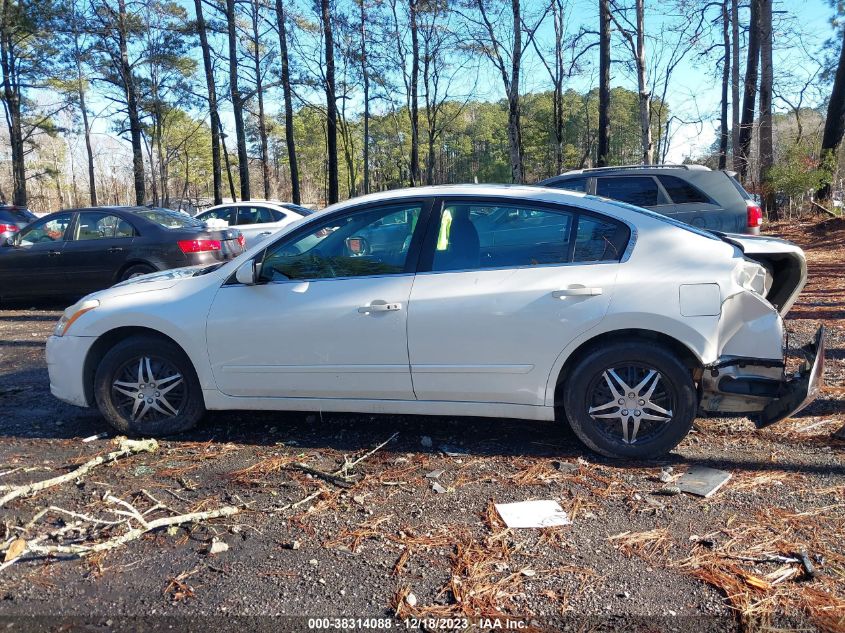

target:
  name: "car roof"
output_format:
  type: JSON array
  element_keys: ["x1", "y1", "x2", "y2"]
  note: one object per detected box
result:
[{"x1": 545, "y1": 164, "x2": 712, "y2": 178}]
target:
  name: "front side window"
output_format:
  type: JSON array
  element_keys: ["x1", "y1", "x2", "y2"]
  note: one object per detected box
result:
[
  {"x1": 596, "y1": 176, "x2": 659, "y2": 207},
  {"x1": 18, "y1": 213, "x2": 73, "y2": 245},
  {"x1": 260, "y1": 204, "x2": 423, "y2": 281},
  {"x1": 432, "y1": 203, "x2": 574, "y2": 272},
  {"x1": 74, "y1": 213, "x2": 136, "y2": 240}
]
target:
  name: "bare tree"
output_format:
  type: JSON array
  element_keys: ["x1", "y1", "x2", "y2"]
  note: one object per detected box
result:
[
  {"x1": 718, "y1": 0, "x2": 729, "y2": 169},
  {"x1": 730, "y1": 0, "x2": 739, "y2": 168},
  {"x1": 758, "y1": 0, "x2": 775, "y2": 218},
  {"x1": 320, "y1": 0, "x2": 339, "y2": 204},
  {"x1": 358, "y1": 0, "x2": 370, "y2": 194},
  {"x1": 818, "y1": 29, "x2": 845, "y2": 200},
  {"x1": 737, "y1": 0, "x2": 760, "y2": 183},
  {"x1": 248, "y1": 0, "x2": 271, "y2": 199},
  {"x1": 193, "y1": 0, "x2": 222, "y2": 204},
  {"x1": 226, "y1": 0, "x2": 250, "y2": 199},
  {"x1": 598, "y1": 0, "x2": 610, "y2": 166},
  {"x1": 274, "y1": 0, "x2": 300, "y2": 203},
  {"x1": 610, "y1": 0, "x2": 651, "y2": 164}
]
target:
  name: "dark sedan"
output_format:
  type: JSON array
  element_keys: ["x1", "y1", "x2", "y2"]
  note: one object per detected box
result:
[{"x1": 0, "y1": 206, "x2": 245, "y2": 300}]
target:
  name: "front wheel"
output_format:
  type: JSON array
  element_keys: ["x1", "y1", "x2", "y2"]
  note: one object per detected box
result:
[
  {"x1": 94, "y1": 336, "x2": 205, "y2": 436},
  {"x1": 562, "y1": 342, "x2": 697, "y2": 459}
]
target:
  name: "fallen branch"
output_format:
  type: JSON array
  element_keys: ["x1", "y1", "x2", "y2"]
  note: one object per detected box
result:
[
  {"x1": 335, "y1": 432, "x2": 399, "y2": 478},
  {"x1": 0, "y1": 438, "x2": 158, "y2": 508},
  {"x1": 811, "y1": 200, "x2": 838, "y2": 218},
  {"x1": 23, "y1": 506, "x2": 239, "y2": 558},
  {"x1": 291, "y1": 463, "x2": 355, "y2": 489}
]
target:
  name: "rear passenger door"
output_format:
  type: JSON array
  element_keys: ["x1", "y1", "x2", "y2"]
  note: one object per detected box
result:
[
  {"x1": 61, "y1": 212, "x2": 137, "y2": 293},
  {"x1": 406, "y1": 198, "x2": 630, "y2": 406},
  {"x1": 235, "y1": 205, "x2": 283, "y2": 244}
]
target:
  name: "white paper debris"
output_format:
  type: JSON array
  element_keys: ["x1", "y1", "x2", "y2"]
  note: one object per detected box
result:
[{"x1": 494, "y1": 500, "x2": 571, "y2": 528}]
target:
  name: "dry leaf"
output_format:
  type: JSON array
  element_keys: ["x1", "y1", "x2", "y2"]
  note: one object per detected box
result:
[{"x1": 4, "y1": 538, "x2": 26, "y2": 562}]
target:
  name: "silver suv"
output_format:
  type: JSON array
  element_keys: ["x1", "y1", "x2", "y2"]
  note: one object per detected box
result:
[{"x1": 538, "y1": 165, "x2": 761, "y2": 235}]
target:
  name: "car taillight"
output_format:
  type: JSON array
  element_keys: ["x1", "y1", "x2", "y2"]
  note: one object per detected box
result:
[
  {"x1": 237, "y1": 234, "x2": 245, "y2": 249},
  {"x1": 178, "y1": 239, "x2": 221, "y2": 254},
  {"x1": 0, "y1": 223, "x2": 18, "y2": 233},
  {"x1": 746, "y1": 202, "x2": 763, "y2": 228}
]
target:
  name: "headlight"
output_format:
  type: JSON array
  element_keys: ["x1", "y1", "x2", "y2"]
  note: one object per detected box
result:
[
  {"x1": 734, "y1": 259, "x2": 772, "y2": 297},
  {"x1": 54, "y1": 299, "x2": 99, "y2": 337}
]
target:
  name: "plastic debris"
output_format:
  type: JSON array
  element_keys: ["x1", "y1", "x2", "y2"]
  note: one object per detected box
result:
[
  {"x1": 494, "y1": 500, "x2": 571, "y2": 528},
  {"x1": 677, "y1": 466, "x2": 732, "y2": 498}
]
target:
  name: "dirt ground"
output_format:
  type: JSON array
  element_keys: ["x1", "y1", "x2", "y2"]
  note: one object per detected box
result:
[{"x1": 0, "y1": 215, "x2": 843, "y2": 632}]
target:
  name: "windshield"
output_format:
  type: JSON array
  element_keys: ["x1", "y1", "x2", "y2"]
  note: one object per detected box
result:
[
  {"x1": 134, "y1": 209, "x2": 202, "y2": 229},
  {"x1": 593, "y1": 196, "x2": 721, "y2": 241}
]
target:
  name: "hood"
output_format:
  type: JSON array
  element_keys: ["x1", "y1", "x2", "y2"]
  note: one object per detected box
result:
[
  {"x1": 99, "y1": 265, "x2": 221, "y2": 298},
  {"x1": 717, "y1": 232, "x2": 807, "y2": 316}
]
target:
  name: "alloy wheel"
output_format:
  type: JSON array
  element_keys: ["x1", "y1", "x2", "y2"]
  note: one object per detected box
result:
[
  {"x1": 586, "y1": 365, "x2": 674, "y2": 445},
  {"x1": 111, "y1": 355, "x2": 185, "y2": 424}
]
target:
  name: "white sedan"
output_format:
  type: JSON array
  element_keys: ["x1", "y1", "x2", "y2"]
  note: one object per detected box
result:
[
  {"x1": 195, "y1": 201, "x2": 313, "y2": 247},
  {"x1": 45, "y1": 185, "x2": 824, "y2": 459}
]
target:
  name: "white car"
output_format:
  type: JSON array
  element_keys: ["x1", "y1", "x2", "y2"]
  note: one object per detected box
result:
[
  {"x1": 194, "y1": 201, "x2": 313, "y2": 247},
  {"x1": 46, "y1": 185, "x2": 825, "y2": 459}
]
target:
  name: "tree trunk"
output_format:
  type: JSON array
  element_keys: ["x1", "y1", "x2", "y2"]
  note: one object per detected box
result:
[
  {"x1": 817, "y1": 28, "x2": 845, "y2": 200},
  {"x1": 227, "y1": 0, "x2": 250, "y2": 200},
  {"x1": 597, "y1": 0, "x2": 611, "y2": 167},
  {"x1": 275, "y1": 0, "x2": 300, "y2": 203},
  {"x1": 730, "y1": 0, "x2": 740, "y2": 169},
  {"x1": 219, "y1": 118, "x2": 237, "y2": 201},
  {"x1": 552, "y1": 0, "x2": 564, "y2": 174},
  {"x1": 118, "y1": 0, "x2": 144, "y2": 205},
  {"x1": 194, "y1": 0, "x2": 222, "y2": 205},
  {"x1": 758, "y1": 0, "x2": 775, "y2": 219},
  {"x1": 507, "y1": 0, "x2": 523, "y2": 183},
  {"x1": 251, "y1": 0, "x2": 271, "y2": 199},
  {"x1": 409, "y1": 0, "x2": 420, "y2": 186},
  {"x1": 718, "y1": 0, "x2": 729, "y2": 170},
  {"x1": 0, "y1": 0, "x2": 26, "y2": 206},
  {"x1": 321, "y1": 0, "x2": 338, "y2": 204},
  {"x1": 359, "y1": 0, "x2": 370, "y2": 194},
  {"x1": 634, "y1": 0, "x2": 651, "y2": 164},
  {"x1": 737, "y1": 0, "x2": 760, "y2": 183}
]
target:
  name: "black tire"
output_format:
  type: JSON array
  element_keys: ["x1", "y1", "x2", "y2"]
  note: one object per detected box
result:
[
  {"x1": 120, "y1": 264, "x2": 156, "y2": 281},
  {"x1": 94, "y1": 335, "x2": 205, "y2": 436},
  {"x1": 562, "y1": 341, "x2": 697, "y2": 459}
]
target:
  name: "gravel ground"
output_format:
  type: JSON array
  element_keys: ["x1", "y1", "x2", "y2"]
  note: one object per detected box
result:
[{"x1": 0, "y1": 216, "x2": 843, "y2": 632}]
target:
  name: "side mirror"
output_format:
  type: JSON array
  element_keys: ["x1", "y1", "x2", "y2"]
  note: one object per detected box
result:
[{"x1": 235, "y1": 259, "x2": 257, "y2": 285}]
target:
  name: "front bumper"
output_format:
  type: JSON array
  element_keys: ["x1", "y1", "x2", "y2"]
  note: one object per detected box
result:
[
  {"x1": 46, "y1": 334, "x2": 96, "y2": 408},
  {"x1": 699, "y1": 326, "x2": 826, "y2": 427}
]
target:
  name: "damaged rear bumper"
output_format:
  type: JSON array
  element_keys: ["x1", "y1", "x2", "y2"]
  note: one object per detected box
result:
[{"x1": 699, "y1": 325, "x2": 826, "y2": 428}]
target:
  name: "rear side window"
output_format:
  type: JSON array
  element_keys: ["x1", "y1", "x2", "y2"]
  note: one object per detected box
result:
[
  {"x1": 200, "y1": 208, "x2": 233, "y2": 223},
  {"x1": 75, "y1": 213, "x2": 136, "y2": 240},
  {"x1": 432, "y1": 203, "x2": 574, "y2": 272},
  {"x1": 548, "y1": 177, "x2": 588, "y2": 193},
  {"x1": 574, "y1": 215, "x2": 630, "y2": 262},
  {"x1": 658, "y1": 175, "x2": 710, "y2": 204},
  {"x1": 727, "y1": 174, "x2": 752, "y2": 199},
  {"x1": 135, "y1": 209, "x2": 201, "y2": 229},
  {"x1": 596, "y1": 176, "x2": 659, "y2": 207},
  {"x1": 237, "y1": 206, "x2": 276, "y2": 225}
]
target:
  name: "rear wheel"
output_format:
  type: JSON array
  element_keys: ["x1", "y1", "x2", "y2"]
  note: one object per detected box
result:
[
  {"x1": 120, "y1": 264, "x2": 156, "y2": 281},
  {"x1": 562, "y1": 342, "x2": 697, "y2": 459},
  {"x1": 94, "y1": 336, "x2": 204, "y2": 436}
]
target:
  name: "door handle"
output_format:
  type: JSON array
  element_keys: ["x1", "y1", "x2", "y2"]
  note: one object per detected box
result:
[
  {"x1": 358, "y1": 302, "x2": 402, "y2": 313},
  {"x1": 108, "y1": 247, "x2": 124, "y2": 253},
  {"x1": 258, "y1": 231, "x2": 272, "y2": 237},
  {"x1": 48, "y1": 250, "x2": 62, "y2": 257},
  {"x1": 552, "y1": 287, "x2": 603, "y2": 298}
]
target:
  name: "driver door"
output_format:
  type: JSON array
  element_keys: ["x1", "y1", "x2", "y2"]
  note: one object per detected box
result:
[
  {"x1": 0, "y1": 213, "x2": 74, "y2": 298},
  {"x1": 206, "y1": 200, "x2": 430, "y2": 400}
]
